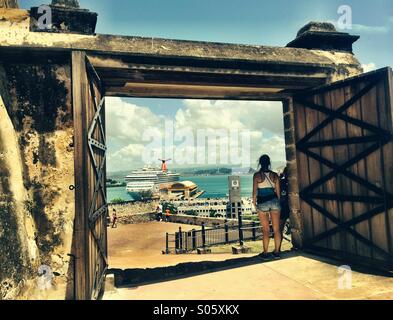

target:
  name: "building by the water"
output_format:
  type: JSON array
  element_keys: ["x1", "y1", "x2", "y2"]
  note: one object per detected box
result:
[
  {"x1": 159, "y1": 181, "x2": 200, "y2": 199},
  {"x1": 170, "y1": 197, "x2": 255, "y2": 218}
]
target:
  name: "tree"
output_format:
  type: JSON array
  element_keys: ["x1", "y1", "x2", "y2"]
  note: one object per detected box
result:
[
  {"x1": 140, "y1": 190, "x2": 153, "y2": 200},
  {"x1": 162, "y1": 202, "x2": 177, "y2": 215},
  {"x1": 209, "y1": 209, "x2": 218, "y2": 218},
  {"x1": 111, "y1": 197, "x2": 125, "y2": 204},
  {"x1": 185, "y1": 210, "x2": 197, "y2": 216}
]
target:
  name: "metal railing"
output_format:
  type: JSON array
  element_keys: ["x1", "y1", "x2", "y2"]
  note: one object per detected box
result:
[{"x1": 165, "y1": 221, "x2": 270, "y2": 254}]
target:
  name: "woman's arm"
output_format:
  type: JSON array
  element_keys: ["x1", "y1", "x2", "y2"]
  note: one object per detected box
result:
[
  {"x1": 252, "y1": 173, "x2": 258, "y2": 207},
  {"x1": 274, "y1": 173, "x2": 281, "y2": 201}
]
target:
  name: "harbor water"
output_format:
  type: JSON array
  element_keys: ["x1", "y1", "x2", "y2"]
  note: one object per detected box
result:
[{"x1": 107, "y1": 175, "x2": 254, "y2": 202}]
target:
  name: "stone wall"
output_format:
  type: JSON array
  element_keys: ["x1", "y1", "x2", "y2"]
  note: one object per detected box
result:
[
  {"x1": 282, "y1": 99, "x2": 303, "y2": 249},
  {"x1": 109, "y1": 202, "x2": 158, "y2": 225},
  {"x1": 0, "y1": 0, "x2": 18, "y2": 8},
  {"x1": 167, "y1": 214, "x2": 238, "y2": 228},
  {"x1": 0, "y1": 60, "x2": 74, "y2": 300}
]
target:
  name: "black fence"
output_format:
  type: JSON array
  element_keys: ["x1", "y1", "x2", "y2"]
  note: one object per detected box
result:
[{"x1": 165, "y1": 221, "x2": 269, "y2": 254}]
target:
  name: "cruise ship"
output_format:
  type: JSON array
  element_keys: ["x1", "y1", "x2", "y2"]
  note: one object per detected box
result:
[{"x1": 125, "y1": 160, "x2": 180, "y2": 200}]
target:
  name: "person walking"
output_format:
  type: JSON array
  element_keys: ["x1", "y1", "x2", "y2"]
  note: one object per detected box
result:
[
  {"x1": 111, "y1": 211, "x2": 118, "y2": 228},
  {"x1": 156, "y1": 204, "x2": 163, "y2": 221},
  {"x1": 252, "y1": 154, "x2": 281, "y2": 260}
]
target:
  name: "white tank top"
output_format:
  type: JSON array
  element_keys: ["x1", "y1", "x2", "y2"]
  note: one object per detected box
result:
[{"x1": 257, "y1": 172, "x2": 275, "y2": 189}]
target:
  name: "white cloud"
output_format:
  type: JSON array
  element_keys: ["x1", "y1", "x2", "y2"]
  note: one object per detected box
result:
[
  {"x1": 176, "y1": 100, "x2": 284, "y2": 135},
  {"x1": 351, "y1": 24, "x2": 390, "y2": 34},
  {"x1": 333, "y1": 16, "x2": 393, "y2": 35},
  {"x1": 107, "y1": 143, "x2": 146, "y2": 172},
  {"x1": 362, "y1": 62, "x2": 377, "y2": 73},
  {"x1": 255, "y1": 135, "x2": 286, "y2": 164},
  {"x1": 106, "y1": 97, "x2": 162, "y2": 143},
  {"x1": 106, "y1": 98, "x2": 286, "y2": 172}
]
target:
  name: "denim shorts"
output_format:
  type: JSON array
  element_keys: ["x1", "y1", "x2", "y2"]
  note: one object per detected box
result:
[{"x1": 257, "y1": 199, "x2": 281, "y2": 212}]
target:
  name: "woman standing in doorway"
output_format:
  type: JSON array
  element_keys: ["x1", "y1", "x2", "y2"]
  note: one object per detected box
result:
[{"x1": 253, "y1": 155, "x2": 282, "y2": 260}]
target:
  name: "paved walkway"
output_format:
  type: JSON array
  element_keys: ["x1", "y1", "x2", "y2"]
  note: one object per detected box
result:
[
  {"x1": 104, "y1": 255, "x2": 393, "y2": 300},
  {"x1": 105, "y1": 222, "x2": 393, "y2": 300}
]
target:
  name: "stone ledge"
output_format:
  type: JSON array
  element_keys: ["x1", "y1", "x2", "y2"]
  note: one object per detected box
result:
[
  {"x1": 232, "y1": 245, "x2": 251, "y2": 254},
  {"x1": 30, "y1": 5, "x2": 97, "y2": 35}
]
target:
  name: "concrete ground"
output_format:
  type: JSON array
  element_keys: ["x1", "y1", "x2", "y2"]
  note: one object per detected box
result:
[
  {"x1": 108, "y1": 221, "x2": 291, "y2": 269},
  {"x1": 105, "y1": 222, "x2": 393, "y2": 300},
  {"x1": 108, "y1": 221, "x2": 237, "y2": 269}
]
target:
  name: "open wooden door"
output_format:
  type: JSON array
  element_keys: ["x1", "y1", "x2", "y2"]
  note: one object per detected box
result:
[
  {"x1": 293, "y1": 67, "x2": 393, "y2": 271},
  {"x1": 72, "y1": 51, "x2": 108, "y2": 300}
]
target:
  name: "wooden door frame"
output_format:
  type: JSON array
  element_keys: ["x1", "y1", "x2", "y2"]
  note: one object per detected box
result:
[
  {"x1": 292, "y1": 67, "x2": 393, "y2": 271},
  {"x1": 72, "y1": 51, "x2": 108, "y2": 300},
  {"x1": 72, "y1": 51, "x2": 91, "y2": 300},
  {"x1": 72, "y1": 48, "x2": 392, "y2": 298}
]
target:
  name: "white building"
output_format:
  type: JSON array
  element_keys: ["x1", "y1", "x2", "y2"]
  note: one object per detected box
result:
[{"x1": 170, "y1": 197, "x2": 255, "y2": 218}]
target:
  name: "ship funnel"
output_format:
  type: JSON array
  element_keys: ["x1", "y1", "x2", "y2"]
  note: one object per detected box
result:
[{"x1": 159, "y1": 159, "x2": 171, "y2": 172}]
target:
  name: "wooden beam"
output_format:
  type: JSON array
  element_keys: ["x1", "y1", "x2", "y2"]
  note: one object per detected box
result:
[
  {"x1": 105, "y1": 82, "x2": 289, "y2": 100},
  {"x1": 99, "y1": 69, "x2": 326, "y2": 89}
]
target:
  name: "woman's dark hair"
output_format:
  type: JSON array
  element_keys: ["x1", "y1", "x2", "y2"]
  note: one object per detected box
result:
[{"x1": 258, "y1": 154, "x2": 271, "y2": 172}]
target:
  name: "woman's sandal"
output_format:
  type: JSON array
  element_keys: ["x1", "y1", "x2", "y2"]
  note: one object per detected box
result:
[{"x1": 258, "y1": 252, "x2": 270, "y2": 261}]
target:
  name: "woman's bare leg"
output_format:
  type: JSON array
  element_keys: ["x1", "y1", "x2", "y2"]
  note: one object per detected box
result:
[
  {"x1": 270, "y1": 210, "x2": 282, "y2": 253},
  {"x1": 258, "y1": 211, "x2": 270, "y2": 253}
]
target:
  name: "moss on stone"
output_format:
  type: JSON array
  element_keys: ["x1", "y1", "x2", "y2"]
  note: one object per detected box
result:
[{"x1": 4, "y1": 64, "x2": 69, "y2": 133}]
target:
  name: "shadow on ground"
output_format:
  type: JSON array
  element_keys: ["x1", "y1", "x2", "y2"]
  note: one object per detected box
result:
[
  {"x1": 108, "y1": 249, "x2": 299, "y2": 288},
  {"x1": 108, "y1": 249, "x2": 392, "y2": 289}
]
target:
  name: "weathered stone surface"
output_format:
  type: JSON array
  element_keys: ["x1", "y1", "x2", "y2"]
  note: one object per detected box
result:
[
  {"x1": 0, "y1": 10, "x2": 362, "y2": 82},
  {"x1": 284, "y1": 129, "x2": 295, "y2": 145},
  {"x1": 290, "y1": 228, "x2": 304, "y2": 249},
  {"x1": 287, "y1": 21, "x2": 360, "y2": 53},
  {"x1": 232, "y1": 245, "x2": 251, "y2": 255},
  {"x1": 167, "y1": 214, "x2": 238, "y2": 228},
  {"x1": 197, "y1": 247, "x2": 212, "y2": 255},
  {"x1": 0, "y1": 0, "x2": 18, "y2": 8},
  {"x1": 109, "y1": 202, "x2": 158, "y2": 225},
  {"x1": 297, "y1": 22, "x2": 337, "y2": 36},
  {"x1": 283, "y1": 113, "x2": 293, "y2": 131},
  {"x1": 0, "y1": 61, "x2": 74, "y2": 300},
  {"x1": 30, "y1": 5, "x2": 97, "y2": 35},
  {"x1": 52, "y1": 0, "x2": 79, "y2": 8},
  {"x1": 0, "y1": 91, "x2": 38, "y2": 300},
  {"x1": 285, "y1": 144, "x2": 296, "y2": 161}
]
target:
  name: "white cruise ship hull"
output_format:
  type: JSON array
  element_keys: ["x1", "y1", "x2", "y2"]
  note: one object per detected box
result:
[{"x1": 125, "y1": 166, "x2": 180, "y2": 200}]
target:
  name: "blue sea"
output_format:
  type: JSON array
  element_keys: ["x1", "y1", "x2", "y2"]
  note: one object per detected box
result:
[{"x1": 107, "y1": 175, "x2": 254, "y2": 202}]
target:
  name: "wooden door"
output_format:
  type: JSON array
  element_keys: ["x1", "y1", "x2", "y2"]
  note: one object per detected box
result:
[
  {"x1": 294, "y1": 67, "x2": 393, "y2": 271},
  {"x1": 72, "y1": 51, "x2": 108, "y2": 300}
]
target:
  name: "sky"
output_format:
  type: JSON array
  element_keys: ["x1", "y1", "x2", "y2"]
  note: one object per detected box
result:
[
  {"x1": 20, "y1": 1, "x2": 393, "y2": 172},
  {"x1": 105, "y1": 98, "x2": 286, "y2": 172}
]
